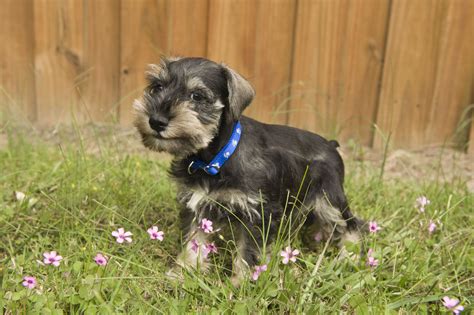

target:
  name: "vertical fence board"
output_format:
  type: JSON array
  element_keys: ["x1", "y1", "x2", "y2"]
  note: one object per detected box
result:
[
  {"x1": 34, "y1": 0, "x2": 84, "y2": 124},
  {"x1": 119, "y1": 0, "x2": 169, "y2": 125},
  {"x1": 0, "y1": 0, "x2": 36, "y2": 122},
  {"x1": 208, "y1": 0, "x2": 295, "y2": 124},
  {"x1": 207, "y1": 0, "x2": 257, "y2": 78},
  {"x1": 207, "y1": 0, "x2": 258, "y2": 115},
  {"x1": 168, "y1": 0, "x2": 209, "y2": 57},
  {"x1": 250, "y1": 0, "x2": 296, "y2": 124},
  {"x1": 82, "y1": 0, "x2": 120, "y2": 122},
  {"x1": 375, "y1": 0, "x2": 474, "y2": 150},
  {"x1": 289, "y1": 0, "x2": 390, "y2": 145}
]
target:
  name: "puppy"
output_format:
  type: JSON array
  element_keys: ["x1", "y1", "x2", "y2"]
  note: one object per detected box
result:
[{"x1": 134, "y1": 57, "x2": 363, "y2": 283}]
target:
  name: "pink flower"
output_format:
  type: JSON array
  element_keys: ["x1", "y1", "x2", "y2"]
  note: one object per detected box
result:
[
  {"x1": 147, "y1": 226, "x2": 164, "y2": 241},
  {"x1": 280, "y1": 246, "x2": 300, "y2": 264},
  {"x1": 367, "y1": 256, "x2": 379, "y2": 267},
  {"x1": 43, "y1": 251, "x2": 63, "y2": 267},
  {"x1": 203, "y1": 242, "x2": 218, "y2": 258},
  {"x1": 190, "y1": 239, "x2": 200, "y2": 253},
  {"x1": 314, "y1": 231, "x2": 323, "y2": 242},
  {"x1": 94, "y1": 253, "x2": 108, "y2": 266},
  {"x1": 369, "y1": 221, "x2": 381, "y2": 233},
  {"x1": 442, "y1": 296, "x2": 464, "y2": 314},
  {"x1": 252, "y1": 264, "x2": 267, "y2": 281},
  {"x1": 22, "y1": 276, "x2": 36, "y2": 289},
  {"x1": 112, "y1": 228, "x2": 132, "y2": 243},
  {"x1": 428, "y1": 220, "x2": 437, "y2": 234},
  {"x1": 201, "y1": 218, "x2": 213, "y2": 233},
  {"x1": 416, "y1": 196, "x2": 430, "y2": 212},
  {"x1": 366, "y1": 248, "x2": 379, "y2": 267}
]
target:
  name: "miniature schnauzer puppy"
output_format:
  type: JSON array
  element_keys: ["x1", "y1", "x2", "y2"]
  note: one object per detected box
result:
[{"x1": 134, "y1": 57, "x2": 363, "y2": 283}]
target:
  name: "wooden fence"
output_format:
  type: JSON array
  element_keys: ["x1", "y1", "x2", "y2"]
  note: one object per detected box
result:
[{"x1": 1, "y1": 0, "x2": 473, "y2": 152}]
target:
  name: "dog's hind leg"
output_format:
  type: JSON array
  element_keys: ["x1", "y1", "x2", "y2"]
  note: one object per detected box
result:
[{"x1": 304, "y1": 160, "x2": 363, "y2": 248}]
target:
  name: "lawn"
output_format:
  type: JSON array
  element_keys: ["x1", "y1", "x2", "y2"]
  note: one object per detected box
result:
[{"x1": 0, "y1": 127, "x2": 472, "y2": 314}]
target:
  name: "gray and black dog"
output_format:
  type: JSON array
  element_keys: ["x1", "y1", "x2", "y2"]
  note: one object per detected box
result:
[{"x1": 134, "y1": 57, "x2": 363, "y2": 283}]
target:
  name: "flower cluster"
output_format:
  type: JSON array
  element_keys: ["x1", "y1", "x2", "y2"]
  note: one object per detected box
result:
[
  {"x1": 21, "y1": 224, "x2": 165, "y2": 290},
  {"x1": 416, "y1": 195, "x2": 440, "y2": 235},
  {"x1": 252, "y1": 264, "x2": 267, "y2": 281},
  {"x1": 442, "y1": 296, "x2": 464, "y2": 314},
  {"x1": 415, "y1": 196, "x2": 430, "y2": 212},
  {"x1": 190, "y1": 239, "x2": 218, "y2": 259}
]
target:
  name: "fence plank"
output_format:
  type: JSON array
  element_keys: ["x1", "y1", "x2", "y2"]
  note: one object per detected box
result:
[
  {"x1": 208, "y1": 0, "x2": 295, "y2": 124},
  {"x1": 288, "y1": 0, "x2": 390, "y2": 145},
  {"x1": 168, "y1": 0, "x2": 209, "y2": 57},
  {"x1": 34, "y1": 0, "x2": 84, "y2": 125},
  {"x1": 119, "y1": 0, "x2": 209, "y2": 125},
  {"x1": 207, "y1": 0, "x2": 258, "y2": 115},
  {"x1": 375, "y1": 0, "x2": 474, "y2": 150},
  {"x1": 251, "y1": 0, "x2": 296, "y2": 124},
  {"x1": 119, "y1": 0, "x2": 169, "y2": 125},
  {"x1": 0, "y1": 0, "x2": 36, "y2": 122},
  {"x1": 82, "y1": 0, "x2": 120, "y2": 122}
]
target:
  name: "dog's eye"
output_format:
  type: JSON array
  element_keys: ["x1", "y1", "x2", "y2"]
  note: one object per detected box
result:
[
  {"x1": 190, "y1": 92, "x2": 205, "y2": 102},
  {"x1": 150, "y1": 84, "x2": 164, "y2": 95}
]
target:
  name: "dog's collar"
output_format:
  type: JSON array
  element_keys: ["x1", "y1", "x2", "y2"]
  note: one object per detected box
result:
[{"x1": 188, "y1": 121, "x2": 242, "y2": 176}]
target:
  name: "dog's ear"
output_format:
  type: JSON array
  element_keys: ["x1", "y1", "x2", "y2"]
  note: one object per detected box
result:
[
  {"x1": 222, "y1": 65, "x2": 255, "y2": 120},
  {"x1": 146, "y1": 56, "x2": 182, "y2": 81}
]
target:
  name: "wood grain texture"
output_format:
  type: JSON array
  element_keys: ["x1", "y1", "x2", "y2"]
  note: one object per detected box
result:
[
  {"x1": 251, "y1": 0, "x2": 296, "y2": 124},
  {"x1": 168, "y1": 0, "x2": 209, "y2": 57},
  {"x1": 119, "y1": 0, "x2": 209, "y2": 125},
  {"x1": 375, "y1": 0, "x2": 474, "y2": 150},
  {"x1": 82, "y1": 0, "x2": 120, "y2": 122},
  {"x1": 119, "y1": 0, "x2": 169, "y2": 125},
  {"x1": 34, "y1": 0, "x2": 84, "y2": 124},
  {"x1": 207, "y1": 0, "x2": 258, "y2": 115},
  {"x1": 208, "y1": 0, "x2": 296, "y2": 124},
  {"x1": 0, "y1": 0, "x2": 36, "y2": 122},
  {"x1": 289, "y1": 0, "x2": 390, "y2": 145}
]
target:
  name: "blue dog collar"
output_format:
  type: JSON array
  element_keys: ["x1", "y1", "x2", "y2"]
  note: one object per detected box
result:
[{"x1": 188, "y1": 121, "x2": 242, "y2": 176}]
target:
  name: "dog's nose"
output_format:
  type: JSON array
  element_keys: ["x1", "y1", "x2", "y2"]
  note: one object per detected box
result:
[{"x1": 149, "y1": 115, "x2": 169, "y2": 133}]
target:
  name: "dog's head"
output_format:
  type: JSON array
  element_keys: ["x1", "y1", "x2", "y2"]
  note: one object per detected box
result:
[{"x1": 133, "y1": 57, "x2": 254, "y2": 156}]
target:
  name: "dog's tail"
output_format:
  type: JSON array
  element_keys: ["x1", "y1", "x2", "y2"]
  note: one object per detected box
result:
[{"x1": 328, "y1": 140, "x2": 340, "y2": 148}]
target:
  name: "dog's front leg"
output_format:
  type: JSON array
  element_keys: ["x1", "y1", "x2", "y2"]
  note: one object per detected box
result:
[
  {"x1": 166, "y1": 224, "x2": 210, "y2": 281},
  {"x1": 176, "y1": 227, "x2": 210, "y2": 271},
  {"x1": 231, "y1": 229, "x2": 259, "y2": 286}
]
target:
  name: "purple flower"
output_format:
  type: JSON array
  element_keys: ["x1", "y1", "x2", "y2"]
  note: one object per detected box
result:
[
  {"x1": 112, "y1": 228, "x2": 133, "y2": 243},
  {"x1": 428, "y1": 220, "x2": 437, "y2": 234},
  {"x1": 147, "y1": 226, "x2": 164, "y2": 241},
  {"x1": 252, "y1": 264, "x2": 267, "y2": 281},
  {"x1": 366, "y1": 248, "x2": 379, "y2": 267},
  {"x1": 201, "y1": 218, "x2": 213, "y2": 233},
  {"x1": 203, "y1": 242, "x2": 218, "y2": 258},
  {"x1": 190, "y1": 239, "x2": 200, "y2": 253},
  {"x1": 416, "y1": 196, "x2": 430, "y2": 212},
  {"x1": 22, "y1": 276, "x2": 36, "y2": 289},
  {"x1": 442, "y1": 296, "x2": 464, "y2": 314},
  {"x1": 367, "y1": 256, "x2": 379, "y2": 267},
  {"x1": 280, "y1": 246, "x2": 300, "y2": 264},
  {"x1": 314, "y1": 231, "x2": 323, "y2": 242},
  {"x1": 94, "y1": 253, "x2": 108, "y2": 266},
  {"x1": 369, "y1": 221, "x2": 381, "y2": 233},
  {"x1": 43, "y1": 251, "x2": 63, "y2": 267}
]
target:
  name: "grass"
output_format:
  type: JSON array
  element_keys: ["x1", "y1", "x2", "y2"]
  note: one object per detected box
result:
[{"x1": 0, "y1": 127, "x2": 472, "y2": 314}]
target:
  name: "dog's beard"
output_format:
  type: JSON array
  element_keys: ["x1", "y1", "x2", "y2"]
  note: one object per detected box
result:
[{"x1": 133, "y1": 99, "x2": 221, "y2": 156}]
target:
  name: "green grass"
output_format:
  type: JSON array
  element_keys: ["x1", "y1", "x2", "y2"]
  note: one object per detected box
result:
[{"x1": 0, "y1": 129, "x2": 472, "y2": 314}]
